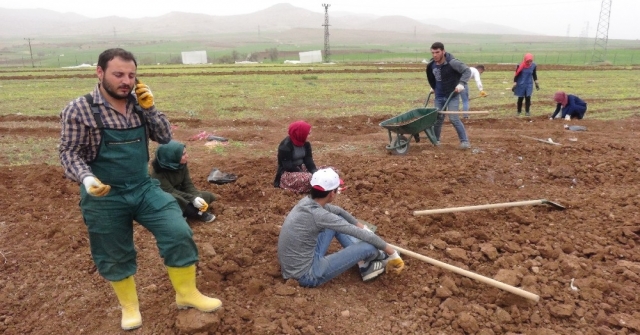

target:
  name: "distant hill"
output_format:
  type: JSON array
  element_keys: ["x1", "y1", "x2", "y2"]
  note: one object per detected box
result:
[
  {"x1": 422, "y1": 18, "x2": 533, "y2": 36},
  {"x1": 0, "y1": 3, "x2": 533, "y2": 40},
  {"x1": 0, "y1": 8, "x2": 89, "y2": 37}
]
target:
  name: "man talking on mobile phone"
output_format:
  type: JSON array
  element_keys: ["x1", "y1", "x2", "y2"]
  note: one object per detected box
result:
[{"x1": 59, "y1": 48, "x2": 221, "y2": 331}]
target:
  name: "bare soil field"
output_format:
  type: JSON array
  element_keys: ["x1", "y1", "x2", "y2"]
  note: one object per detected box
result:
[{"x1": 1, "y1": 110, "x2": 639, "y2": 334}]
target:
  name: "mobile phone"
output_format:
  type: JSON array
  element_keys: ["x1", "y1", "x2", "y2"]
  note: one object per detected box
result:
[{"x1": 133, "y1": 78, "x2": 140, "y2": 94}]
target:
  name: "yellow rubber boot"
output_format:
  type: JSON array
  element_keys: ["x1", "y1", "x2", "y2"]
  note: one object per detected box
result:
[
  {"x1": 166, "y1": 265, "x2": 222, "y2": 312},
  {"x1": 109, "y1": 276, "x2": 142, "y2": 330}
]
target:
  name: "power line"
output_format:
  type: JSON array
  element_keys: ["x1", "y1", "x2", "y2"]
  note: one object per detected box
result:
[
  {"x1": 591, "y1": 0, "x2": 612, "y2": 63},
  {"x1": 322, "y1": 4, "x2": 331, "y2": 63},
  {"x1": 24, "y1": 38, "x2": 35, "y2": 68}
]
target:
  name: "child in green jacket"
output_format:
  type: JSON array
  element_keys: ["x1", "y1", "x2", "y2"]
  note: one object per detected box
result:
[{"x1": 150, "y1": 140, "x2": 217, "y2": 222}]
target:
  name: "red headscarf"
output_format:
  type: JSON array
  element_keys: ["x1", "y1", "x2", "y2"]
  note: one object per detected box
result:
[
  {"x1": 554, "y1": 91, "x2": 568, "y2": 107},
  {"x1": 288, "y1": 121, "x2": 311, "y2": 146},
  {"x1": 515, "y1": 53, "x2": 534, "y2": 77}
]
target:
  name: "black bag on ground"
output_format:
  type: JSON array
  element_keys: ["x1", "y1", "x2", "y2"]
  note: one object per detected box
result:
[{"x1": 207, "y1": 168, "x2": 237, "y2": 185}]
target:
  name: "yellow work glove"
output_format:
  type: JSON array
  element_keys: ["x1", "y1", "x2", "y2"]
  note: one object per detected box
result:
[
  {"x1": 480, "y1": 91, "x2": 488, "y2": 97},
  {"x1": 134, "y1": 80, "x2": 154, "y2": 109},
  {"x1": 192, "y1": 197, "x2": 208, "y2": 212},
  {"x1": 82, "y1": 176, "x2": 111, "y2": 197},
  {"x1": 385, "y1": 251, "x2": 405, "y2": 275}
]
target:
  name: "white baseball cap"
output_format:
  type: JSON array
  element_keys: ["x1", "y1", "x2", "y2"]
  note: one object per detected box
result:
[{"x1": 310, "y1": 168, "x2": 343, "y2": 191}]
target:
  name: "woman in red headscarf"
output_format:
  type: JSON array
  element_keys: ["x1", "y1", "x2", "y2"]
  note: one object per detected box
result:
[
  {"x1": 274, "y1": 121, "x2": 319, "y2": 193},
  {"x1": 550, "y1": 91, "x2": 588, "y2": 120},
  {"x1": 512, "y1": 53, "x2": 540, "y2": 116}
]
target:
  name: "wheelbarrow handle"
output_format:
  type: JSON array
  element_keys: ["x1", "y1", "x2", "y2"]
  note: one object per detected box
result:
[
  {"x1": 441, "y1": 91, "x2": 457, "y2": 111},
  {"x1": 424, "y1": 91, "x2": 432, "y2": 107},
  {"x1": 426, "y1": 91, "x2": 458, "y2": 111}
]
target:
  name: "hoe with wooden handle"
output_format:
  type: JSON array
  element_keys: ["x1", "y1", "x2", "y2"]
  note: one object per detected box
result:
[
  {"x1": 438, "y1": 111, "x2": 490, "y2": 115},
  {"x1": 388, "y1": 244, "x2": 540, "y2": 302},
  {"x1": 413, "y1": 199, "x2": 565, "y2": 216}
]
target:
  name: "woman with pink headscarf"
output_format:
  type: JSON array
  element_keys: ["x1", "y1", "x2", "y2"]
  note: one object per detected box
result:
[
  {"x1": 550, "y1": 91, "x2": 588, "y2": 120},
  {"x1": 512, "y1": 53, "x2": 540, "y2": 116},
  {"x1": 274, "y1": 121, "x2": 319, "y2": 193}
]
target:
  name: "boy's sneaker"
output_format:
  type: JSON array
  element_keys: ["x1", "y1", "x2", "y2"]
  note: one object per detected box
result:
[
  {"x1": 199, "y1": 212, "x2": 216, "y2": 223},
  {"x1": 375, "y1": 250, "x2": 389, "y2": 262},
  {"x1": 360, "y1": 261, "x2": 385, "y2": 281},
  {"x1": 459, "y1": 141, "x2": 471, "y2": 149},
  {"x1": 525, "y1": 112, "x2": 531, "y2": 117}
]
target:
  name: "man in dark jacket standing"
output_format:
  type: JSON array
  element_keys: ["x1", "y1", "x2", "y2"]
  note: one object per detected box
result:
[{"x1": 426, "y1": 42, "x2": 472, "y2": 149}]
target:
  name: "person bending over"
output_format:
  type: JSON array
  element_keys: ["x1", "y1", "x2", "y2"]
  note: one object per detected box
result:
[
  {"x1": 550, "y1": 91, "x2": 587, "y2": 120},
  {"x1": 461, "y1": 65, "x2": 487, "y2": 119}
]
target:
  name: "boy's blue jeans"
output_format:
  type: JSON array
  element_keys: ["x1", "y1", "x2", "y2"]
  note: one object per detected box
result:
[
  {"x1": 434, "y1": 95, "x2": 469, "y2": 143},
  {"x1": 297, "y1": 229, "x2": 378, "y2": 287},
  {"x1": 461, "y1": 83, "x2": 470, "y2": 116}
]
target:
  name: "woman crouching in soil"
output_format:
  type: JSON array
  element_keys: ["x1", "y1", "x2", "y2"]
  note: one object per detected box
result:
[
  {"x1": 150, "y1": 140, "x2": 218, "y2": 223},
  {"x1": 274, "y1": 120, "x2": 333, "y2": 193}
]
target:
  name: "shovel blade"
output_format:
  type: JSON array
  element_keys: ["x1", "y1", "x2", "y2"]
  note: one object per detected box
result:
[{"x1": 542, "y1": 199, "x2": 566, "y2": 210}]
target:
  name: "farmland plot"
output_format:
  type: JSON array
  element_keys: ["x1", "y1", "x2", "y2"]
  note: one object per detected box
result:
[{"x1": 1, "y1": 64, "x2": 639, "y2": 334}]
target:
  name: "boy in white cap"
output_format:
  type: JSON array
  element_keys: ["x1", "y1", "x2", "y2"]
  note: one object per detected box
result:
[{"x1": 277, "y1": 168, "x2": 405, "y2": 287}]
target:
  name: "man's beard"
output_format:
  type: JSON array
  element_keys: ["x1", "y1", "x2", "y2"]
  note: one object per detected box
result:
[{"x1": 101, "y1": 78, "x2": 131, "y2": 100}]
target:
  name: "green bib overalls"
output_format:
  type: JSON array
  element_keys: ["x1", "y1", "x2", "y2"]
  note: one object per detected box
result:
[{"x1": 80, "y1": 98, "x2": 198, "y2": 281}]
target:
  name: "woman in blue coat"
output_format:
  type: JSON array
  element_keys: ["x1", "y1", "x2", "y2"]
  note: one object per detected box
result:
[
  {"x1": 550, "y1": 91, "x2": 588, "y2": 120},
  {"x1": 512, "y1": 53, "x2": 540, "y2": 116}
]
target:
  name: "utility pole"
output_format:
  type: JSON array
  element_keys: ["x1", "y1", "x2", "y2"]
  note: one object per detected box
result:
[
  {"x1": 322, "y1": 4, "x2": 331, "y2": 63},
  {"x1": 591, "y1": 0, "x2": 612, "y2": 64},
  {"x1": 24, "y1": 38, "x2": 35, "y2": 68}
]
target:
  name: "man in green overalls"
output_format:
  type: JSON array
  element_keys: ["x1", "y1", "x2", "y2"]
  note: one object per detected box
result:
[{"x1": 59, "y1": 48, "x2": 221, "y2": 331}]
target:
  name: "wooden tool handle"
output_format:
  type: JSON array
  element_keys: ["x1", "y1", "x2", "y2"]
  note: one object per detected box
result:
[
  {"x1": 413, "y1": 200, "x2": 545, "y2": 216},
  {"x1": 389, "y1": 244, "x2": 540, "y2": 302},
  {"x1": 438, "y1": 111, "x2": 490, "y2": 114},
  {"x1": 519, "y1": 135, "x2": 562, "y2": 146}
]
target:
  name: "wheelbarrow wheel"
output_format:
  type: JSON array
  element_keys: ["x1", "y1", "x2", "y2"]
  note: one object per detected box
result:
[{"x1": 392, "y1": 135, "x2": 410, "y2": 155}]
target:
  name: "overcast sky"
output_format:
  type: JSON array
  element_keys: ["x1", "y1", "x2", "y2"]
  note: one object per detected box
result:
[{"x1": 3, "y1": 0, "x2": 639, "y2": 40}]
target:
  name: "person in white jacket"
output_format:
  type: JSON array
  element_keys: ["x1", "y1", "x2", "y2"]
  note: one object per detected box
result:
[{"x1": 461, "y1": 65, "x2": 487, "y2": 118}]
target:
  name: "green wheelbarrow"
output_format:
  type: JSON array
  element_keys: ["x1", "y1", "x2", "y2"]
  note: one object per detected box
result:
[{"x1": 379, "y1": 92, "x2": 442, "y2": 155}]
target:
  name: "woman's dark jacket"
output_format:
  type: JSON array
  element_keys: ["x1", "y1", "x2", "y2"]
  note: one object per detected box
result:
[
  {"x1": 273, "y1": 136, "x2": 317, "y2": 187},
  {"x1": 551, "y1": 95, "x2": 588, "y2": 119}
]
